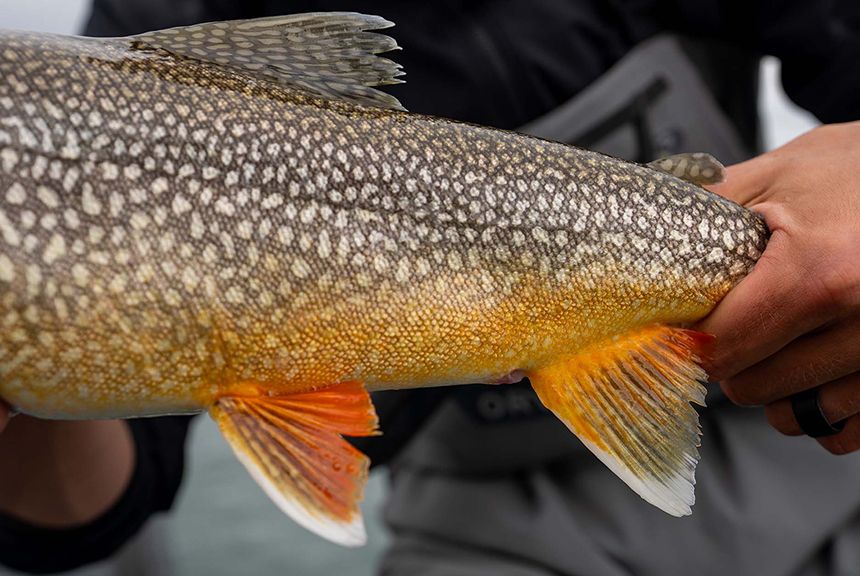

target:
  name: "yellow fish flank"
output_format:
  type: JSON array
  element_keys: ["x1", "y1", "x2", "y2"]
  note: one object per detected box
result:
[{"x1": 0, "y1": 14, "x2": 768, "y2": 544}]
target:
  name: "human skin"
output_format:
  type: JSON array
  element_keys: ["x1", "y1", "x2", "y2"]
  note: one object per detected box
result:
[
  {"x1": 0, "y1": 403, "x2": 135, "y2": 527},
  {"x1": 700, "y1": 122, "x2": 860, "y2": 454}
]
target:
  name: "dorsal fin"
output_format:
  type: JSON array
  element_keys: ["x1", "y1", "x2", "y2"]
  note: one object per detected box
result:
[{"x1": 131, "y1": 13, "x2": 405, "y2": 110}]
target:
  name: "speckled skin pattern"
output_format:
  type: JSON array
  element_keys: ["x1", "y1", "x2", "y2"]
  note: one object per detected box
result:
[{"x1": 0, "y1": 29, "x2": 768, "y2": 418}]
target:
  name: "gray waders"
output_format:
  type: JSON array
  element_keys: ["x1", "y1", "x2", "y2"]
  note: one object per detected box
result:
[{"x1": 377, "y1": 37, "x2": 860, "y2": 576}]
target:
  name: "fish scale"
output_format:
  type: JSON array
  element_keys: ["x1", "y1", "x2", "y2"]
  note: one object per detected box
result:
[{"x1": 0, "y1": 13, "x2": 768, "y2": 546}]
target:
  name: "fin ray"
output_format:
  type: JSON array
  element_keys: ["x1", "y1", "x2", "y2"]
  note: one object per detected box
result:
[
  {"x1": 211, "y1": 382, "x2": 378, "y2": 546},
  {"x1": 527, "y1": 325, "x2": 709, "y2": 516},
  {"x1": 132, "y1": 13, "x2": 405, "y2": 110}
]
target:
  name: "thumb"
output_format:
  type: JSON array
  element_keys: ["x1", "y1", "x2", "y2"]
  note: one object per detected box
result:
[{"x1": 706, "y1": 154, "x2": 779, "y2": 207}]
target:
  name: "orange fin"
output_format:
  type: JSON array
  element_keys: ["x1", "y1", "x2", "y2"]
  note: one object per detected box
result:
[
  {"x1": 210, "y1": 382, "x2": 378, "y2": 546},
  {"x1": 527, "y1": 325, "x2": 710, "y2": 516}
]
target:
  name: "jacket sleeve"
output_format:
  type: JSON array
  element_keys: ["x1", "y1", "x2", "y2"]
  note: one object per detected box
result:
[{"x1": 0, "y1": 416, "x2": 192, "y2": 574}]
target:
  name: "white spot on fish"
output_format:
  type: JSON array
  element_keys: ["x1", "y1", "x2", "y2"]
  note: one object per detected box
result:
[
  {"x1": 130, "y1": 211, "x2": 150, "y2": 230},
  {"x1": 172, "y1": 194, "x2": 192, "y2": 215},
  {"x1": 36, "y1": 185, "x2": 59, "y2": 208},
  {"x1": 225, "y1": 287, "x2": 244, "y2": 304},
  {"x1": 181, "y1": 267, "x2": 199, "y2": 290},
  {"x1": 130, "y1": 187, "x2": 148, "y2": 204},
  {"x1": 0, "y1": 209, "x2": 21, "y2": 246},
  {"x1": 277, "y1": 226, "x2": 294, "y2": 246},
  {"x1": 40, "y1": 213, "x2": 57, "y2": 230},
  {"x1": 532, "y1": 227, "x2": 549, "y2": 244},
  {"x1": 317, "y1": 231, "x2": 331, "y2": 259},
  {"x1": 0, "y1": 254, "x2": 15, "y2": 282},
  {"x1": 189, "y1": 212, "x2": 205, "y2": 239},
  {"x1": 707, "y1": 247, "x2": 725, "y2": 262},
  {"x1": 71, "y1": 263, "x2": 89, "y2": 286},
  {"x1": 5, "y1": 183, "x2": 25, "y2": 205},
  {"x1": 300, "y1": 204, "x2": 317, "y2": 224},
  {"x1": 415, "y1": 257, "x2": 431, "y2": 276},
  {"x1": 236, "y1": 220, "x2": 253, "y2": 240},
  {"x1": 88, "y1": 111, "x2": 103, "y2": 127},
  {"x1": 262, "y1": 194, "x2": 283, "y2": 210},
  {"x1": 698, "y1": 219, "x2": 710, "y2": 238},
  {"x1": 63, "y1": 166, "x2": 80, "y2": 193},
  {"x1": 447, "y1": 251, "x2": 462, "y2": 271},
  {"x1": 215, "y1": 197, "x2": 235, "y2": 216},
  {"x1": 123, "y1": 164, "x2": 142, "y2": 180},
  {"x1": 109, "y1": 275, "x2": 127, "y2": 293},
  {"x1": 291, "y1": 257, "x2": 310, "y2": 278},
  {"x1": 373, "y1": 254, "x2": 389, "y2": 273},
  {"x1": 0, "y1": 148, "x2": 19, "y2": 172},
  {"x1": 82, "y1": 185, "x2": 102, "y2": 215},
  {"x1": 151, "y1": 177, "x2": 169, "y2": 195},
  {"x1": 100, "y1": 162, "x2": 120, "y2": 180}
]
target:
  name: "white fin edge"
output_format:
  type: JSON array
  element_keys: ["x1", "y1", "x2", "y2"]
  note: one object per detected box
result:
[
  {"x1": 231, "y1": 444, "x2": 367, "y2": 547},
  {"x1": 579, "y1": 436, "x2": 694, "y2": 516}
]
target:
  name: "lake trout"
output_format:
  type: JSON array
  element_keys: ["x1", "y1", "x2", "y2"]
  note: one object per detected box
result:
[{"x1": 0, "y1": 13, "x2": 768, "y2": 545}]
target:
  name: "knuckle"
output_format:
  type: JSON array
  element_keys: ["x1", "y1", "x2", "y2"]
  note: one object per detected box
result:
[
  {"x1": 809, "y1": 260, "x2": 860, "y2": 313},
  {"x1": 818, "y1": 418, "x2": 860, "y2": 455},
  {"x1": 721, "y1": 380, "x2": 759, "y2": 406},
  {"x1": 765, "y1": 405, "x2": 796, "y2": 435},
  {"x1": 702, "y1": 355, "x2": 729, "y2": 383}
]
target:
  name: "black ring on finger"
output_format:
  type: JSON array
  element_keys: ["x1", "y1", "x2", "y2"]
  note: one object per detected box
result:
[{"x1": 791, "y1": 388, "x2": 846, "y2": 438}]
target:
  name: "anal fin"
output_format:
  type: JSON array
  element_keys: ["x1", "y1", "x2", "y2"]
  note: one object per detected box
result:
[
  {"x1": 526, "y1": 325, "x2": 711, "y2": 516},
  {"x1": 211, "y1": 382, "x2": 378, "y2": 546}
]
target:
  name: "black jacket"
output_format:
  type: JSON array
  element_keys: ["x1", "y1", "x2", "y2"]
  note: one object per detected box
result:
[{"x1": 84, "y1": 0, "x2": 860, "y2": 127}]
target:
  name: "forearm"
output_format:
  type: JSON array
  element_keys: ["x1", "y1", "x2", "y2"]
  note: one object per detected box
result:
[
  {"x1": 0, "y1": 416, "x2": 191, "y2": 573},
  {"x1": 0, "y1": 417, "x2": 134, "y2": 527}
]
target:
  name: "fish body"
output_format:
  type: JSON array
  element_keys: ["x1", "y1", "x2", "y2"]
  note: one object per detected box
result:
[{"x1": 0, "y1": 14, "x2": 768, "y2": 545}]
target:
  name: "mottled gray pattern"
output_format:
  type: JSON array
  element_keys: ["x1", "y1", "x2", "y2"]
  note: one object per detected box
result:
[{"x1": 0, "y1": 20, "x2": 768, "y2": 419}]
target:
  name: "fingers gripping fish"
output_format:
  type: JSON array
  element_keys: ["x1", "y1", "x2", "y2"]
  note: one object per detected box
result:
[{"x1": 0, "y1": 14, "x2": 768, "y2": 545}]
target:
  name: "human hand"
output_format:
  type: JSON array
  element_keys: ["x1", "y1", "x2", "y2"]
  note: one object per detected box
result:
[
  {"x1": 698, "y1": 122, "x2": 860, "y2": 454},
  {"x1": 0, "y1": 414, "x2": 135, "y2": 526}
]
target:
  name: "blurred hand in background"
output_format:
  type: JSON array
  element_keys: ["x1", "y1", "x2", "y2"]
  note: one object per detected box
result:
[{"x1": 0, "y1": 408, "x2": 135, "y2": 526}]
